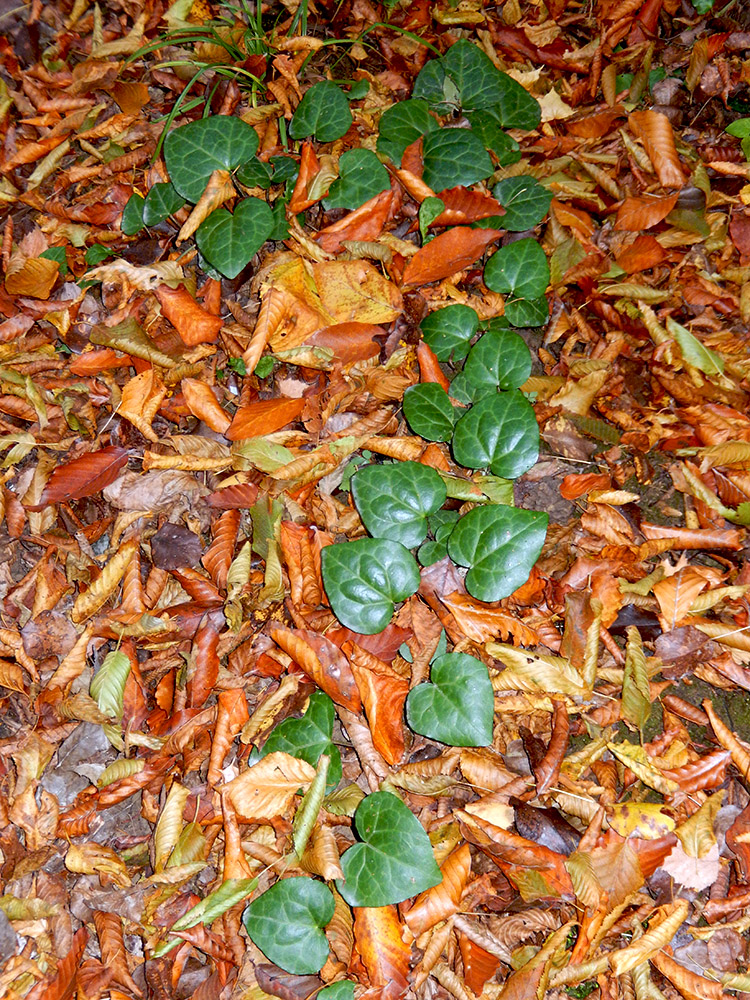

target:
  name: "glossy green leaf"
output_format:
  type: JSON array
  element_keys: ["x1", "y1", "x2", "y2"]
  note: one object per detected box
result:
[
  {"x1": 419, "y1": 197, "x2": 445, "y2": 241},
  {"x1": 726, "y1": 118, "x2": 750, "y2": 139},
  {"x1": 406, "y1": 652, "x2": 494, "y2": 746},
  {"x1": 90, "y1": 650, "x2": 131, "y2": 721},
  {"x1": 324, "y1": 149, "x2": 390, "y2": 210},
  {"x1": 403, "y1": 383, "x2": 458, "y2": 442},
  {"x1": 121, "y1": 192, "x2": 145, "y2": 235},
  {"x1": 420, "y1": 304, "x2": 478, "y2": 362},
  {"x1": 448, "y1": 504, "x2": 548, "y2": 602},
  {"x1": 493, "y1": 74, "x2": 542, "y2": 130},
  {"x1": 493, "y1": 176, "x2": 552, "y2": 231},
  {"x1": 270, "y1": 155, "x2": 299, "y2": 183},
  {"x1": 195, "y1": 197, "x2": 274, "y2": 279},
  {"x1": 422, "y1": 128, "x2": 494, "y2": 192},
  {"x1": 289, "y1": 81, "x2": 352, "y2": 143},
  {"x1": 243, "y1": 877, "x2": 335, "y2": 974},
  {"x1": 413, "y1": 58, "x2": 459, "y2": 115},
  {"x1": 336, "y1": 791, "x2": 442, "y2": 906},
  {"x1": 321, "y1": 538, "x2": 420, "y2": 634},
  {"x1": 452, "y1": 391, "x2": 539, "y2": 479},
  {"x1": 505, "y1": 295, "x2": 549, "y2": 328},
  {"x1": 352, "y1": 460, "x2": 447, "y2": 548},
  {"x1": 463, "y1": 328, "x2": 532, "y2": 394},
  {"x1": 261, "y1": 691, "x2": 342, "y2": 789},
  {"x1": 417, "y1": 540, "x2": 448, "y2": 566},
  {"x1": 173, "y1": 878, "x2": 257, "y2": 931},
  {"x1": 467, "y1": 111, "x2": 521, "y2": 165},
  {"x1": 142, "y1": 181, "x2": 185, "y2": 226},
  {"x1": 319, "y1": 983, "x2": 355, "y2": 1000},
  {"x1": 376, "y1": 98, "x2": 438, "y2": 166},
  {"x1": 236, "y1": 157, "x2": 274, "y2": 189},
  {"x1": 164, "y1": 117, "x2": 260, "y2": 202},
  {"x1": 666, "y1": 316, "x2": 724, "y2": 375},
  {"x1": 485, "y1": 238, "x2": 550, "y2": 300}
]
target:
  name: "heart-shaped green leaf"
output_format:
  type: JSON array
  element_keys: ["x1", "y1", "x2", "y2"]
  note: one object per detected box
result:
[
  {"x1": 243, "y1": 877, "x2": 334, "y2": 974},
  {"x1": 260, "y1": 691, "x2": 342, "y2": 789},
  {"x1": 447, "y1": 505, "x2": 548, "y2": 602},
  {"x1": 377, "y1": 99, "x2": 438, "y2": 166},
  {"x1": 505, "y1": 295, "x2": 549, "y2": 328},
  {"x1": 142, "y1": 181, "x2": 185, "y2": 226},
  {"x1": 493, "y1": 176, "x2": 552, "y2": 231},
  {"x1": 164, "y1": 117, "x2": 260, "y2": 202},
  {"x1": 403, "y1": 383, "x2": 458, "y2": 442},
  {"x1": 236, "y1": 156, "x2": 274, "y2": 189},
  {"x1": 406, "y1": 652, "x2": 494, "y2": 746},
  {"x1": 484, "y1": 238, "x2": 550, "y2": 300},
  {"x1": 422, "y1": 128, "x2": 494, "y2": 192},
  {"x1": 336, "y1": 791, "x2": 441, "y2": 906},
  {"x1": 467, "y1": 112, "x2": 521, "y2": 165},
  {"x1": 121, "y1": 192, "x2": 145, "y2": 235},
  {"x1": 413, "y1": 59, "x2": 459, "y2": 115},
  {"x1": 351, "y1": 461, "x2": 447, "y2": 548},
  {"x1": 324, "y1": 149, "x2": 390, "y2": 210},
  {"x1": 462, "y1": 328, "x2": 532, "y2": 395},
  {"x1": 452, "y1": 391, "x2": 539, "y2": 479},
  {"x1": 493, "y1": 74, "x2": 542, "y2": 130},
  {"x1": 420, "y1": 304, "x2": 478, "y2": 362},
  {"x1": 289, "y1": 81, "x2": 352, "y2": 143},
  {"x1": 195, "y1": 197, "x2": 274, "y2": 279},
  {"x1": 321, "y1": 539, "x2": 420, "y2": 634}
]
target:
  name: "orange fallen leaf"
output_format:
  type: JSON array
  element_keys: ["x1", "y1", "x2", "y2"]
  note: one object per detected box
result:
[
  {"x1": 629, "y1": 109, "x2": 685, "y2": 189},
  {"x1": 288, "y1": 140, "x2": 321, "y2": 213},
  {"x1": 354, "y1": 906, "x2": 410, "y2": 1000},
  {"x1": 431, "y1": 187, "x2": 505, "y2": 227},
  {"x1": 155, "y1": 284, "x2": 223, "y2": 346},
  {"x1": 614, "y1": 192, "x2": 679, "y2": 231},
  {"x1": 181, "y1": 378, "x2": 231, "y2": 434},
  {"x1": 615, "y1": 234, "x2": 667, "y2": 272},
  {"x1": 316, "y1": 187, "x2": 395, "y2": 253},
  {"x1": 225, "y1": 396, "x2": 306, "y2": 439},
  {"x1": 307, "y1": 322, "x2": 382, "y2": 363},
  {"x1": 402, "y1": 227, "x2": 503, "y2": 287}
]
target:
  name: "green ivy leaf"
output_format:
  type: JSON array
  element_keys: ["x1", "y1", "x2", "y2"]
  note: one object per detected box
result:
[
  {"x1": 40, "y1": 246, "x2": 69, "y2": 277},
  {"x1": 665, "y1": 316, "x2": 724, "y2": 375},
  {"x1": 448, "y1": 505, "x2": 548, "y2": 602},
  {"x1": 493, "y1": 74, "x2": 542, "y2": 130},
  {"x1": 270, "y1": 155, "x2": 299, "y2": 183},
  {"x1": 90, "y1": 650, "x2": 131, "y2": 721},
  {"x1": 236, "y1": 157, "x2": 274, "y2": 189},
  {"x1": 260, "y1": 691, "x2": 342, "y2": 789},
  {"x1": 173, "y1": 878, "x2": 257, "y2": 931},
  {"x1": 121, "y1": 192, "x2": 145, "y2": 235},
  {"x1": 420, "y1": 304, "x2": 479, "y2": 362},
  {"x1": 505, "y1": 295, "x2": 549, "y2": 328},
  {"x1": 417, "y1": 540, "x2": 448, "y2": 566},
  {"x1": 376, "y1": 99, "x2": 438, "y2": 166},
  {"x1": 336, "y1": 791, "x2": 441, "y2": 906},
  {"x1": 324, "y1": 149, "x2": 390, "y2": 210},
  {"x1": 463, "y1": 328, "x2": 532, "y2": 395},
  {"x1": 164, "y1": 117, "x2": 260, "y2": 202},
  {"x1": 319, "y1": 983, "x2": 355, "y2": 1000},
  {"x1": 413, "y1": 59, "x2": 459, "y2": 115},
  {"x1": 452, "y1": 391, "x2": 539, "y2": 479},
  {"x1": 321, "y1": 539, "x2": 420, "y2": 634},
  {"x1": 289, "y1": 81, "x2": 353, "y2": 143},
  {"x1": 243, "y1": 877, "x2": 335, "y2": 974},
  {"x1": 403, "y1": 383, "x2": 458, "y2": 442},
  {"x1": 726, "y1": 118, "x2": 750, "y2": 139},
  {"x1": 422, "y1": 128, "x2": 494, "y2": 192},
  {"x1": 493, "y1": 176, "x2": 552, "y2": 231},
  {"x1": 195, "y1": 197, "x2": 274, "y2": 279},
  {"x1": 466, "y1": 111, "x2": 521, "y2": 165},
  {"x1": 419, "y1": 197, "x2": 445, "y2": 242},
  {"x1": 351, "y1": 460, "x2": 447, "y2": 548},
  {"x1": 484, "y1": 238, "x2": 550, "y2": 300},
  {"x1": 406, "y1": 652, "x2": 494, "y2": 746},
  {"x1": 142, "y1": 181, "x2": 185, "y2": 226}
]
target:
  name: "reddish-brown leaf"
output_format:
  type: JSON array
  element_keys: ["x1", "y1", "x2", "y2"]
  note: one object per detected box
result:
[
  {"x1": 155, "y1": 284, "x2": 223, "y2": 346},
  {"x1": 27, "y1": 446, "x2": 128, "y2": 510},
  {"x1": 615, "y1": 234, "x2": 667, "y2": 273},
  {"x1": 641, "y1": 523, "x2": 743, "y2": 549},
  {"x1": 26, "y1": 926, "x2": 87, "y2": 1000},
  {"x1": 430, "y1": 187, "x2": 505, "y2": 226},
  {"x1": 225, "y1": 397, "x2": 306, "y2": 440},
  {"x1": 93, "y1": 911, "x2": 140, "y2": 994},
  {"x1": 288, "y1": 140, "x2": 321, "y2": 213},
  {"x1": 315, "y1": 188, "x2": 395, "y2": 254},
  {"x1": 458, "y1": 935, "x2": 501, "y2": 996},
  {"x1": 629, "y1": 109, "x2": 685, "y2": 189},
  {"x1": 417, "y1": 341, "x2": 451, "y2": 391},
  {"x1": 202, "y1": 509, "x2": 241, "y2": 590},
  {"x1": 401, "y1": 227, "x2": 503, "y2": 287},
  {"x1": 614, "y1": 192, "x2": 679, "y2": 231},
  {"x1": 270, "y1": 625, "x2": 362, "y2": 712},
  {"x1": 353, "y1": 906, "x2": 410, "y2": 1000},
  {"x1": 566, "y1": 106, "x2": 627, "y2": 138},
  {"x1": 68, "y1": 348, "x2": 126, "y2": 374},
  {"x1": 207, "y1": 482, "x2": 260, "y2": 508},
  {"x1": 405, "y1": 843, "x2": 471, "y2": 936},
  {"x1": 534, "y1": 699, "x2": 570, "y2": 795},
  {"x1": 187, "y1": 616, "x2": 221, "y2": 708},
  {"x1": 559, "y1": 472, "x2": 611, "y2": 500},
  {"x1": 345, "y1": 640, "x2": 408, "y2": 765},
  {"x1": 307, "y1": 322, "x2": 382, "y2": 363},
  {"x1": 207, "y1": 688, "x2": 249, "y2": 786},
  {"x1": 181, "y1": 378, "x2": 231, "y2": 434}
]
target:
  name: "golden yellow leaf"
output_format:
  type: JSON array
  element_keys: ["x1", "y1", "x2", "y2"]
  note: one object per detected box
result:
[
  {"x1": 177, "y1": 168, "x2": 236, "y2": 243},
  {"x1": 221, "y1": 751, "x2": 316, "y2": 821},
  {"x1": 71, "y1": 539, "x2": 137, "y2": 624},
  {"x1": 66, "y1": 842, "x2": 131, "y2": 888},
  {"x1": 652, "y1": 567, "x2": 707, "y2": 628},
  {"x1": 118, "y1": 369, "x2": 167, "y2": 443},
  {"x1": 609, "y1": 899, "x2": 689, "y2": 976},
  {"x1": 154, "y1": 782, "x2": 190, "y2": 872}
]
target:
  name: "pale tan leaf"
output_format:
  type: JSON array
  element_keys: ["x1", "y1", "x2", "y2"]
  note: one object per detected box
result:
[{"x1": 220, "y1": 751, "x2": 315, "y2": 821}]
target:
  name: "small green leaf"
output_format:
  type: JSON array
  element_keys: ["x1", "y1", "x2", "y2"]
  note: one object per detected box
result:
[
  {"x1": 261, "y1": 691, "x2": 342, "y2": 789},
  {"x1": 324, "y1": 149, "x2": 390, "y2": 210},
  {"x1": 463, "y1": 328, "x2": 532, "y2": 394},
  {"x1": 725, "y1": 118, "x2": 750, "y2": 139},
  {"x1": 505, "y1": 295, "x2": 549, "y2": 328},
  {"x1": 403, "y1": 383, "x2": 458, "y2": 442},
  {"x1": 90, "y1": 650, "x2": 131, "y2": 720},
  {"x1": 417, "y1": 540, "x2": 448, "y2": 566},
  {"x1": 289, "y1": 81, "x2": 352, "y2": 143},
  {"x1": 321, "y1": 538, "x2": 420, "y2": 634},
  {"x1": 352, "y1": 460, "x2": 447, "y2": 548},
  {"x1": 690, "y1": 0, "x2": 714, "y2": 11},
  {"x1": 452, "y1": 391, "x2": 539, "y2": 479},
  {"x1": 493, "y1": 176, "x2": 552, "y2": 231},
  {"x1": 484, "y1": 238, "x2": 550, "y2": 300},
  {"x1": 666, "y1": 316, "x2": 724, "y2": 376},
  {"x1": 143, "y1": 181, "x2": 185, "y2": 226},
  {"x1": 406, "y1": 652, "x2": 494, "y2": 746},
  {"x1": 377, "y1": 99, "x2": 438, "y2": 166},
  {"x1": 422, "y1": 129, "x2": 494, "y2": 192},
  {"x1": 413, "y1": 59, "x2": 459, "y2": 115},
  {"x1": 319, "y1": 983, "x2": 355, "y2": 1000},
  {"x1": 236, "y1": 157, "x2": 274, "y2": 189},
  {"x1": 172, "y1": 878, "x2": 257, "y2": 931},
  {"x1": 420, "y1": 304, "x2": 479, "y2": 362},
  {"x1": 243, "y1": 877, "x2": 335, "y2": 974},
  {"x1": 85, "y1": 243, "x2": 115, "y2": 266},
  {"x1": 164, "y1": 117, "x2": 260, "y2": 202},
  {"x1": 270, "y1": 155, "x2": 299, "y2": 183},
  {"x1": 293, "y1": 754, "x2": 331, "y2": 857},
  {"x1": 195, "y1": 197, "x2": 274, "y2": 279},
  {"x1": 467, "y1": 111, "x2": 521, "y2": 165},
  {"x1": 336, "y1": 791, "x2": 442, "y2": 907},
  {"x1": 419, "y1": 197, "x2": 445, "y2": 242},
  {"x1": 40, "y1": 246, "x2": 69, "y2": 277},
  {"x1": 121, "y1": 193, "x2": 145, "y2": 235},
  {"x1": 253, "y1": 356, "x2": 273, "y2": 378},
  {"x1": 448, "y1": 504, "x2": 548, "y2": 602}
]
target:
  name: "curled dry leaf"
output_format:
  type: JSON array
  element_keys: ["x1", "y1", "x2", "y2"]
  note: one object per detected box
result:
[
  {"x1": 405, "y1": 843, "x2": 471, "y2": 936},
  {"x1": 629, "y1": 110, "x2": 685, "y2": 189},
  {"x1": 614, "y1": 192, "x2": 679, "y2": 231},
  {"x1": 353, "y1": 905, "x2": 410, "y2": 1000},
  {"x1": 26, "y1": 446, "x2": 128, "y2": 510},
  {"x1": 155, "y1": 284, "x2": 223, "y2": 346},
  {"x1": 181, "y1": 379, "x2": 231, "y2": 434},
  {"x1": 221, "y1": 751, "x2": 315, "y2": 821}
]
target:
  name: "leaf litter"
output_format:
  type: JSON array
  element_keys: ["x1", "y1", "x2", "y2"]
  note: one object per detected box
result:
[{"x1": 3, "y1": 1, "x2": 750, "y2": 999}]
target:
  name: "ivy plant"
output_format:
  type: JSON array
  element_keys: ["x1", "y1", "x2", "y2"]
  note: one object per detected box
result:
[{"x1": 406, "y1": 652, "x2": 494, "y2": 746}]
